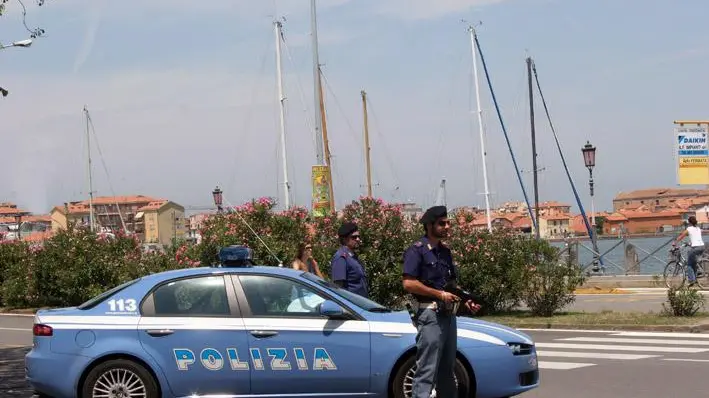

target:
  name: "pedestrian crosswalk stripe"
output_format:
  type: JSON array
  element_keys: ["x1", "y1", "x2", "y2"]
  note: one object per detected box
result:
[
  {"x1": 536, "y1": 350, "x2": 660, "y2": 360},
  {"x1": 558, "y1": 337, "x2": 709, "y2": 346},
  {"x1": 535, "y1": 342, "x2": 709, "y2": 353},
  {"x1": 610, "y1": 331, "x2": 709, "y2": 339},
  {"x1": 537, "y1": 361, "x2": 596, "y2": 370}
]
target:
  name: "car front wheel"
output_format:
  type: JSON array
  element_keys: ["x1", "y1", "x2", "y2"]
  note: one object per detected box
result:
[
  {"x1": 81, "y1": 358, "x2": 159, "y2": 398},
  {"x1": 391, "y1": 355, "x2": 472, "y2": 398}
]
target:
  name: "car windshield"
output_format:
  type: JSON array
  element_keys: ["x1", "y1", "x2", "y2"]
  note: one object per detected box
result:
[
  {"x1": 77, "y1": 278, "x2": 141, "y2": 310},
  {"x1": 301, "y1": 272, "x2": 391, "y2": 312}
]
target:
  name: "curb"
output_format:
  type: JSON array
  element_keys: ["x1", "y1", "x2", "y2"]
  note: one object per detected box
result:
[{"x1": 500, "y1": 322, "x2": 709, "y2": 333}]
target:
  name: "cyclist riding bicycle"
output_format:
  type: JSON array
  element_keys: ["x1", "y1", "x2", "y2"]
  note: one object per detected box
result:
[{"x1": 673, "y1": 216, "x2": 705, "y2": 287}]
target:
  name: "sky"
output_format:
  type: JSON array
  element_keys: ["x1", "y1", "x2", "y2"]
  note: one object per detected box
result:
[{"x1": 1, "y1": 0, "x2": 709, "y2": 215}]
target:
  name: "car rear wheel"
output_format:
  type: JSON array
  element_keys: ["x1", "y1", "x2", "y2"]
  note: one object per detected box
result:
[
  {"x1": 81, "y1": 358, "x2": 159, "y2": 398},
  {"x1": 391, "y1": 355, "x2": 471, "y2": 398}
]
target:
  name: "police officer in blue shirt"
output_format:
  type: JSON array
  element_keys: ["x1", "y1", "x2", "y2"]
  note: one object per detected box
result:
[
  {"x1": 330, "y1": 222, "x2": 369, "y2": 298},
  {"x1": 402, "y1": 205, "x2": 480, "y2": 398}
]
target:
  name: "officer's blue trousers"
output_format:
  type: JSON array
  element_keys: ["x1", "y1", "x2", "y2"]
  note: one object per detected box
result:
[{"x1": 412, "y1": 307, "x2": 457, "y2": 398}]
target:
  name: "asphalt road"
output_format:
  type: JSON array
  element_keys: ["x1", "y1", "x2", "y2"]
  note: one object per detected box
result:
[
  {"x1": 568, "y1": 291, "x2": 670, "y2": 313},
  {"x1": 520, "y1": 328, "x2": 709, "y2": 398},
  {"x1": 3, "y1": 301, "x2": 709, "y2": 398}
]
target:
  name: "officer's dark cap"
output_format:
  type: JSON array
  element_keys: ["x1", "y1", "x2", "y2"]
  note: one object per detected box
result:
[
  {"x1": 420, "y1": 205, "x2": 448, "y2": 225},
  {"x1": 338, "y1": 222, "x2": 358, "y2": 237}
]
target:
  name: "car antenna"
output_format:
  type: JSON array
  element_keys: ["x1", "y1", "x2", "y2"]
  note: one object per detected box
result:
[{"x1": 221, "y1": 195, "x2": 284, "y2": 267}]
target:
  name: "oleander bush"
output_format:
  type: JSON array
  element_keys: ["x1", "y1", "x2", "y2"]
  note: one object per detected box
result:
[{"x1": 0, "y1": 197, "x2": 585, "y2": 315}]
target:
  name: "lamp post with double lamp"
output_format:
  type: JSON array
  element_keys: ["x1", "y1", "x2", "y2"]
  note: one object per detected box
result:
[
  {"x1": 0, "y1": 39, "x2": 32, "y2": 98},
  {"x1": 582, "y1": 141, "x2": 600, "y2": 271},
  {"x1": 212, "y1": 186, "x2": 223, "y2": 214}
]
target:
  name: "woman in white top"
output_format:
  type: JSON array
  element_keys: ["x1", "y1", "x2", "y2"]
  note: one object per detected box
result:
[{"x1": 674, "y1": 216, "x2": 705, "y2": 286}]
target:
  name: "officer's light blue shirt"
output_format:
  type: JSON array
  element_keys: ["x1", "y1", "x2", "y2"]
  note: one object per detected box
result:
[{"x1": 330, "y1": 246, "x2": 369, "y2": 298}]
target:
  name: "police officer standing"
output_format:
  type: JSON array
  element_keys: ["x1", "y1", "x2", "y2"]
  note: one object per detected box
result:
[
  {"x1": 402, "y1": 206, "x2": 480, "y2": 398},
  {"x1": 330, "y1": 222, "x2": 369, "y2": 298}
]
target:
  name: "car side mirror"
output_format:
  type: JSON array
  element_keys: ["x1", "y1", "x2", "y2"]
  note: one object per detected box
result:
[{"x1": 318, "y1": 300, "x2": 344, "y2": 318}]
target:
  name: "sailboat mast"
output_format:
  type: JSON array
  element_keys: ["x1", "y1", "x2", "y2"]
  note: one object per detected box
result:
[
  {"x1": 319, "y1": 77, "x2": 336, "y2": 212},
  {"x1": 310, "y1": 0, "x2": 335, "y2": 213},
  {"x1": 469, "y1": 25, "x2": 492, "y2": 232},
  {"x1": 527, "y1": 56, "x2": 540, "y2": 239},
  {"x1": 274, "y1": 20, "x2": 291, "y2": 209},
  {"x1": 361, "y1": 90, "x2": 373, "y2": 197},
  {"x1": 83, "y1": 105, "x2": 95, "y2": 232},
  {"x1": 310, "y1": 0, "x2": 325, "y2": 165}
]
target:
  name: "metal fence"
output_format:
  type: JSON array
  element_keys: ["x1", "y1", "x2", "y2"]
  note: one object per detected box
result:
[{"x1": 553, "y1": 234, "x2": 679, "y2": 276}]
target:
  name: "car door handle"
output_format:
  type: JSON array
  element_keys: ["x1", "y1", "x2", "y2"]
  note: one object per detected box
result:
[
  {"x1": 250, "y1": 330, "x2": 278, "y2": 338},
  {"x1": 146, "y1": 329, "x2": 174, "y2": 337}
]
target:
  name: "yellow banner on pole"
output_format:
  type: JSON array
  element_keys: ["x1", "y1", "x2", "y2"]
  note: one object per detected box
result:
[
  {"x1": 676, "y1": 126, "x2": 709, "y2": 185},
  {"x1": 312, "y1": 165, "x2": 332, "y2": 217}
]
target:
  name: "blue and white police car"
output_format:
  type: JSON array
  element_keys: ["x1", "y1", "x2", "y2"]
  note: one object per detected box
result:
[{"x1": 25, "y1": 250, "x2": 539, "y2": 398}]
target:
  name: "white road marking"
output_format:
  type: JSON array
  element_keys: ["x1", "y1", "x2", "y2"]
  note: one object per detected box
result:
[
  {"x1": 662, "y1": 358, "x2": 709, "y2": 363},
  {"x1": 536, "y1": 350, "x2": 660, "y2": 360},
  {"x1": 517, "y1": 328, "x2": 621, "y2": 334},
  {"x1": 0, "y1": 327, "x2": 30, "y2": 332},
  {"x1": 535, "y1": 342, "x2": 709, "y2": 353},
  {"x1": 538, "y1": 361, "x2": 596, "y2": 370},
  {"x1": 611, "y1": 331, "x2": 709, "y2": 339},
  {"x1": 0, "y1": 313, "x2": 34, "y2": 317},
  {"x1": 558, "y1": 337, "x2": 709, "y2": 346}
]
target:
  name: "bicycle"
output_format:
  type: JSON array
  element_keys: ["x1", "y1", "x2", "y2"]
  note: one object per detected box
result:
[{"x1": 663, "y1": 242, "x2": 709, "y2": 289}]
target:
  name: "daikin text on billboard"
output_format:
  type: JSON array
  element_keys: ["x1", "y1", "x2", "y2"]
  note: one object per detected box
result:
[{"x1": 676, "y1": 125, "x2": 709, "y2": 185}]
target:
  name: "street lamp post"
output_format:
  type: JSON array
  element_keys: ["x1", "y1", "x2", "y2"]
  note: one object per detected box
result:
[
  {"x1": 212, "y1": 186, "x2": 223, "y2": 214},
  {"x1": 582, "y1": 141, "x2": 600, "y2": 271}
]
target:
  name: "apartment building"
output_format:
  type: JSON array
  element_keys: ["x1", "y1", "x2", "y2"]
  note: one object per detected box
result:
[
  {"x1": 50, "y1": 195, "x2": 186, "y2": 247},
  {"x1": 613, "y1": 188, "x2": 709, "y2": 212}
]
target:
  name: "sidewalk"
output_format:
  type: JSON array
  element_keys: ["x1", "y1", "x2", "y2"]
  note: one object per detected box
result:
[{"x1": 581, "y1": 275, "x2": 663, "y2": 289}]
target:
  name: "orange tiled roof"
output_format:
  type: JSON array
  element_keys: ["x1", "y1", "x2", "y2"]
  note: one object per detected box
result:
[
  {"x1": 615, "y1": 188, "x2": 709, "y2": 201},
  {"x1": 541, "y1": 214, "x2": 571, "y2": 221},
  {"x1": 618, "y1": 209, "x2": 683, "y2": 219},
  {"x1": 138, "y1": 200, "x2": 168, "y2": 212},
  {"x1": 21, "y1": 230, "x2": 54, "y2": 242},
  {"x1": 0, "y1": 207, "x2": 30, "y2": 216},
  {"x1": 0, "y1": 215, "x2": 51, "y2": 224},
  {"x1": 538, "y1": 201, "x2": 571, "y2": 208},
  {"x1": 52, "y1": 195, "x2": 163, "y2": 215}
]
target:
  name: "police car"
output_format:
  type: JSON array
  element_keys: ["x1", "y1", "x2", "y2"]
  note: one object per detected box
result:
[{"x1": 25, "y1": 246, "x2": 539, "y2": 398}]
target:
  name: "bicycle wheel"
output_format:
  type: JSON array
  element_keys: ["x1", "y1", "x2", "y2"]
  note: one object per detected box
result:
[
  {"x1": 696, "y1": 259, "x2": 709, "y2": 289},
  {"x1": 664, "y1": 260, "x2": 686, "y2": 289}
]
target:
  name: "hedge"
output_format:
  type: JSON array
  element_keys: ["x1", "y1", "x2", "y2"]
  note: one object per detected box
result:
[{"x1": 0, "y1": 197, "x2": 585, "y2": 316}]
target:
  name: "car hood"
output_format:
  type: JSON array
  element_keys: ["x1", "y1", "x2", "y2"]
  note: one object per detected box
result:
[{"x1": 368, "y1": 310, "x2": 534, "y2": 347}]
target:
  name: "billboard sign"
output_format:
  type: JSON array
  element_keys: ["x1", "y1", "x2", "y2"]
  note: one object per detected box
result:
[
  {"x1": 311, "y1": 165, "x2": 332, "y2": 217},
  {"x1": 676, "y1": 125, "x2": 709, "y2": 185}
]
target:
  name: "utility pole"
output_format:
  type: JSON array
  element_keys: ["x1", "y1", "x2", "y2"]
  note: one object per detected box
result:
[
  {"x1": 361, "y1": 90, "x2": 373, "y2": 197},
  {"x1": 274, "y1": 19, "x2": 291, "y2": 209},
  {"x1": 527, "y1": 57, "x2": 540, "y2": 239}
]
